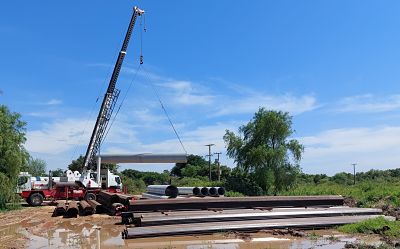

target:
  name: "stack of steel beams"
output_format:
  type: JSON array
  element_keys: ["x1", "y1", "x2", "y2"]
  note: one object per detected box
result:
[
  {"x1": 122, "y1": 195, "x2": 393, "y2": 239},
  {"x1": 122, "y1": 213, "x2": 390, "y2": 239},
  {"x1": 128, "y1": 195, "x2": 345, "y2": 212}
]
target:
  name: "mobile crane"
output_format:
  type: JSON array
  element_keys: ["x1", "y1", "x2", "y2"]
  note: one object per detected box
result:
[{"x1": 17, "y1": 6, "x2": 145, "y2": 206}]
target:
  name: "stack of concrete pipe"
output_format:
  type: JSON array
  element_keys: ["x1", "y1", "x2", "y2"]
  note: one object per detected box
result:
[
  {"x1": 178, "y1": 186, "x2": 225, "y2": 197},
  {"x1": 144, "y1": 185, "x2": 179, "y2": 199},
  {"x1": 142, "y1": 185, "x2": 226, "y2": 199}
]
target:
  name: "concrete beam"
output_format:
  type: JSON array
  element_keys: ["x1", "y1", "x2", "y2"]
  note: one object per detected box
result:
[{"x1": 96, "y1": 153, "x2": 187, "y2": 164}]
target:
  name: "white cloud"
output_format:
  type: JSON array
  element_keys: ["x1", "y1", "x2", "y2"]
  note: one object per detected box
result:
[
  {"x1": 214, "y1": 94, "x2": 317, "y2": 116},
  {"x1": 336, "y1": 94, "x2": 400, "y2": 113},
  {"x1": 159, "y1": 81, "x2": 215, "y2": 105},
  {"x1": 26, "y1": 119, "x2": 91, "y2": 154},
  {"x1": 28, "y1": 111, "x2": 59, "y2": 118},
  {"x1": 299, "y1": 126, "x2": 400, "y2": 174},
  {"x1": 45, "y1": 99, "x2": 63, "y2": 105}
]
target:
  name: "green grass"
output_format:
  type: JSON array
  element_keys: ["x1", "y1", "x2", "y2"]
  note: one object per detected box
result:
[
  {"x1": 338, "y1": 217, "x2": 400, "y2": 238},
  {"x1": 224, "y1": 191, "x2": 245, "y2": 197},
  {"x1": 283, "y1": 181, "x2": 400, "y2": 208},
  {"x1": 308, "y1": 231, "x2": 321, "y2": 240}
]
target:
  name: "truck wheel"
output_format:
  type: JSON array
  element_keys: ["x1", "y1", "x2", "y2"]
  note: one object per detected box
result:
[
  {"x1": 29, "y1": 193, "x2": 44, "y2": 206},
  {"x1": 85, "y1": 193, "x2": 96, "y2": 201}
]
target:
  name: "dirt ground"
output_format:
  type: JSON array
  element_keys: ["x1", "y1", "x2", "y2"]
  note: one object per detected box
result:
[{"x1": 0, "y1": 205, "x2": 387, "y2": 249}]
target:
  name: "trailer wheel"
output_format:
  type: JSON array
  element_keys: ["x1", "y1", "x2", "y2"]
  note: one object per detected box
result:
[
  {"x1": 29, "y1": 193, "x2": 44, "y2": 206},
  {"x1": 85, "y1": 193, "x2": 96, "y2": 201}
]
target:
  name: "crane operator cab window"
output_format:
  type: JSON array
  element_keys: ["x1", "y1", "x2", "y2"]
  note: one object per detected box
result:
[
  {"x1": 16, "y1": 175, "x2": 31, "y2": 193},
  {"x1": 115, "y1": 176, "x2": 121, "y2": 185}
]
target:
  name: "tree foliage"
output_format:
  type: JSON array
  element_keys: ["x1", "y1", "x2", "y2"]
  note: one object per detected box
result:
[
  {"x1": 22, "y1": 156, "x2": 47, "y2": 176},
  {"x1": 68, "y1": 155, "x2": 119, "y2": 173},
  {"x1": 0, "y1": 105, "x2": 29, "y2": 209},
  {"x1": 172, "y1": 154, "x2": 231, "y2": 181},
  {"x1": 172, "y1": 154, "x2": 208, "y2": 177},
  {"x1": 225, "y1": 168, "x2": 264, "y2": 196},
  {"x1": 0, "y1": 105, "x2": 29, "y2": 178},
  {"x1": 224, "y1": 108, "x2": 303, "y2": 194},
  {"x1": 121, "y1": 169, "x2": 170, "y2": 185},
  {"x1": 51, "y1": 168, "x2": 65, "y2": 177}
]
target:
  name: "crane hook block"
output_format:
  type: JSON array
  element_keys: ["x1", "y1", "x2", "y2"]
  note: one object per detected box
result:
[
  {"x1": 134, "y1": 6, "x2": 145, "y2": 16},
  {"x1": 140, "y1": 55, "x2": 144, "y2": 65}
]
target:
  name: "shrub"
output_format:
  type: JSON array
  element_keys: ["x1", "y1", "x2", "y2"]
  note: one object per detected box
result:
[{"x1": 0, "y1": 173, "x2": 21, "y2": 210}]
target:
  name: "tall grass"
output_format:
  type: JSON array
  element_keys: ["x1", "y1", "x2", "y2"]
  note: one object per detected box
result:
[
  {"x1": 338, "y1": 216, "x2": 400, "y2": 238},
  {"x1": 283, "y1": 181, "x2": 400, "y2": 207}
]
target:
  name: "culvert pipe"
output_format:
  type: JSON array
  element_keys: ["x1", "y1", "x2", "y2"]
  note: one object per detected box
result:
[
  {"x1": 193, "y1": 187, "x2": 201, "y2": 196},
  {"x1": 200, "y1": 187, "x2": 209, "y2": 196},
  {"x1": 147, "y1": 185, "x2": 179, "y2": 198},
  {"x1": 217, "y1": 187, "x2": 226, "y2": 196},
  {"x1": 207, "y1": 187, "x2": 218, "y2": 196}
]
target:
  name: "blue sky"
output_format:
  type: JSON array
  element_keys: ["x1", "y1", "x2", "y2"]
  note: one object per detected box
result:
[{"x1": 2, "y1": 1, "x2": 400, "y2": 175}]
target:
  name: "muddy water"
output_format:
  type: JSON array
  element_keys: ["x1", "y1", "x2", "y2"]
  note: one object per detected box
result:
[
  {"x1": 7, "y1": 219, "x2": 356, "y2": 249},
  {"x1": 0, "y1": 206, "x2": 383, "y2": 249}
]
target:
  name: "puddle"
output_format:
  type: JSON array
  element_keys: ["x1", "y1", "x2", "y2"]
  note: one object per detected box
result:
[
  {"x1": 0, "y1": 207, "x2": 387, "y2": 249},
  {"x1": 20, "y1": 225, "x2": 358, "y2": 249}
]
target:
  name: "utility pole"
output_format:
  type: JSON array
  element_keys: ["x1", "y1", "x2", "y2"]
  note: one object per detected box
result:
[
  {"x1": 352, "y1": 163, "x2": 357, "y2": 185},
  {"x1": 214, "y1": 152, "x2": 222, "y2": 182},
  {"x1": 205, "y1": 144, "x2": 215, "y2": 181}
]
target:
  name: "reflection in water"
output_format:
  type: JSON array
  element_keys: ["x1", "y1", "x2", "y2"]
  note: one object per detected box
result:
[{"x1": 4, "y1": 216, "x2": 362, "y2": 249}]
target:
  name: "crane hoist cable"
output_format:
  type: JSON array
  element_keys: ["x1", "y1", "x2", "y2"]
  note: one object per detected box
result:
[
  {"x1": 141, "y1": 65, "x2": 188, "y2": 154},
  {"x1": 99, "y1": 9, "x2": 187, "y2": 155}
]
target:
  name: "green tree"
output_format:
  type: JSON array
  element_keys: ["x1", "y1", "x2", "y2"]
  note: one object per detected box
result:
[
  {"x1": 0, "y1": 105, "x2": 29, "y2": 209},
  {"x1": 225, "y1": 168, "x2": 264, "y2": 196},
  {"x1": 22, "y1": 157, "x2": 47, "y2": 176},
  {"x1": 223, "y1": 108, "x2": 303, "y2": 195},
  {"x1": 51, "y1": 168, "x2": 65, "y2": 177},
  {"x1": 0, "y1": 105, "x2": 29, "y2": 178},
  {"x1": 121, "y1": 169, "x2": 170, "y2": 185},
  {"x1": 68, "y1": 155, "x2": 119, "y2": 173},
  {"x1": 171, "y1": 154, "x2": 208, "y2": 177},
  {"x1": 68, "y1": 155, "x2": 84, "y2": 172}
]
